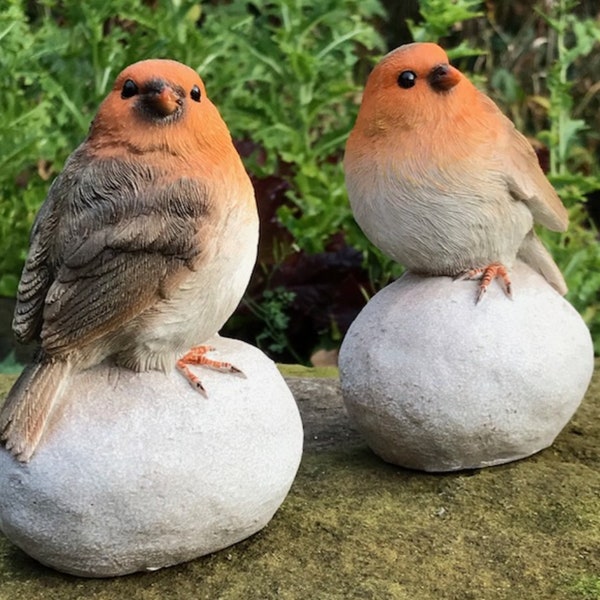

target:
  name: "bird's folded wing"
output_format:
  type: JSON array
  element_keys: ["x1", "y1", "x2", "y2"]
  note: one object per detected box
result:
[
  {"x1": 503, "y1": 124, "x2": 569, "y2": 232},
  {"x1": 14, "y1": 153, "x2": 210, "y2": 354},
  {"x1": 12, "y1": 196, "x2": 58, "y2": 344}
]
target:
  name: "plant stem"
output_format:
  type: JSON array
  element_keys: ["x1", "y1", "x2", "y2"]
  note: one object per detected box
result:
[
  {"x1": 550, "y1": 0, "x2": 571, "y2": 176},
  {"x1": 558, "y1": 0, "x2": 566, "y2": 175}
]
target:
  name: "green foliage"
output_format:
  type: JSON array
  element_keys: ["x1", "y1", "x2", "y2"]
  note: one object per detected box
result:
[
  {"x1": 570, "y1": 575, "x2": 600, "y2": 599},
  {"x1": 406, "y1": 0, "x2": 484, "y2": 58},
  {"x1": 199, "y1": 0, "x2": 386, "y2": 254},
  {"x1": 538, "y1": 0, "x2": 600, "y2": 175},
  {"x1": 535, "y1": 0, "x2": 600, "y2": 352},
  {"x1": 244, "y1": 287, "x2": 302, "y2": 362}
]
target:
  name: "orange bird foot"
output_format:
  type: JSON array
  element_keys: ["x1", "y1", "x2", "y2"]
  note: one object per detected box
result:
[
  {"x1": 457, "y1": 262, "x2": 513, "y2": 304},
  {"x1": 176, "y1": 345, "x2": 243, "y2": 395}
]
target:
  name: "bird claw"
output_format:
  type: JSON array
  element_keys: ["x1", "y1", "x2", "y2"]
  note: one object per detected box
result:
[
  {"x1": 176, "y1": 345, "x2": 245, "y2": 394},
  {"x1": 455, "y1": 263, "x2": 513, "y2": 304},
  {"x1": 475, "y1": 284, "x2": 487, "y2": 304},
  {"x1": 191, "y1": 378, "x2": 208, "y2": 396},
  {"x1": 229, "y1": 364, "x2": 245, "y2": 376}
]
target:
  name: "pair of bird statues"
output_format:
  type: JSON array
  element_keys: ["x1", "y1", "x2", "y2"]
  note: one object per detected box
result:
[{"x1": 0, "y1": 43, "x2": 569, "y2": 462}]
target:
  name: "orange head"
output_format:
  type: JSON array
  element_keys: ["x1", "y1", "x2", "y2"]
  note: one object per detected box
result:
[
  {"x1": 352, "y1": 43, "x2": 478, "y2": 137},
  {"x1": 87, "y1": 59, "x2": 233, "y2": 161}
]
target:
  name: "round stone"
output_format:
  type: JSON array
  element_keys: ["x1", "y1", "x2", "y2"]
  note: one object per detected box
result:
[
  {"x1": 339, "y1": 262, "x2": 594, "y2": 472},
  {"x1": 0, "y1": 336, "x2": 303, "y2": 577}
]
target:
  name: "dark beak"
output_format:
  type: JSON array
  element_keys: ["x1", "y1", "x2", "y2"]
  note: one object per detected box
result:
[
  {"x1": 143, "y1": 79, "x2": 182, "y2": 117},
  {"x1": 428, "y1": 64, "x2": 461, "y2": 92}
]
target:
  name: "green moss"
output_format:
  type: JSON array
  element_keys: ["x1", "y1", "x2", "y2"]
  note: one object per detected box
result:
[
  {"x1": 277, "y1": 363, "x2": 338, "y2": 379},
  {"x1": 0, "y1": 373, "x2": 17, "y2": 399},
  {"x1": 569, "y1": 575, "x2": 600, "y2": 599},
  {"x1": 0, "y1": 363, "x2": 599, "y2": 599}
]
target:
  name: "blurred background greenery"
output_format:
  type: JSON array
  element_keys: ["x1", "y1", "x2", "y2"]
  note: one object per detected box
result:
[{"x1": 0, "y1": 0, "x2": 598, "y2": 366}]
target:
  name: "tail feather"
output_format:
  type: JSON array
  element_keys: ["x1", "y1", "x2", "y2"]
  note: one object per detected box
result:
[
  {"x1": 517, "y1": 231, "x2": 567, "y2": 296},
  {"x1": 0, "y1": 357, "x2": 71, "y2": 462}
]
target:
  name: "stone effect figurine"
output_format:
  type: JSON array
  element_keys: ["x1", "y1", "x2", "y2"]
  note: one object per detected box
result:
[
  {"x1": 344, "y1": 43, "x2": 568, "y2": 303},
  {"x1": 0, "y1": 59, "x2": 259, "y2": 462},
  {"x1": 340, "y1": 43, "x2": 594, "y2": 471},
  {"x1": 0, "y1": 60, "x2": 303, "y2": 578}
]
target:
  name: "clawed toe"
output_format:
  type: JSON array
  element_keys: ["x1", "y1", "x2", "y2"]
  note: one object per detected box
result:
[
  {"x1": 176, "y1": 345, "x2": 244, "y2": 394},
  {"x1": 455, "y1": 263, "x2": 512, "y2": 303}
]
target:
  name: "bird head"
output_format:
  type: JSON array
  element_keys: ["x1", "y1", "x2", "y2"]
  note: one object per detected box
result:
[
  {"x1": 353, "y1": 43, "x2": 471, "y2": 135},
  {"x1": 87, "y1": 59, "x2": 232, "y2": 160},
  {"x1": 113, "y1": 59, "x2": 204, "y2": 124}
]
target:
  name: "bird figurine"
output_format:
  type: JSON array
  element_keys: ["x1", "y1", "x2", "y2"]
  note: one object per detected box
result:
[
  {"x1": 344, "y1": 42, "x2": 568, "y2": 302},
  {"x1": 0, "y1": 59, "x2": 259, "y2": 462}
]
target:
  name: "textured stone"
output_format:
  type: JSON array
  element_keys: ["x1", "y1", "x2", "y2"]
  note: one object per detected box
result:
[
  {"x1": 0, "y1": 336, "x2": 303, "y2": 577},
  {"x1": 285, "y1": 377, "x2": 362, "y2": 451},
  {"x1": 339, "y1": 261, "x2": 594, "y2": 472}
]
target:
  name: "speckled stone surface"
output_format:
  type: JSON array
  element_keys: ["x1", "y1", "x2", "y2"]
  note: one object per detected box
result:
[
  {"x1": 339, "y1": 261, "x2": 594, "y2": 472},
  {"x1": 0, "y1": 336, "x2": 303, "y2": 577}
]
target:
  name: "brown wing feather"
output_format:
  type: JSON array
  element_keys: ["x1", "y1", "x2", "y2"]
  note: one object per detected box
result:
[
  {"x1": 496, "y1": 107, "x2": 568, "y2": 232},
  {"x1": 12, "y1": 186, "x2": 61, "y2": 343},
  {"x1": 15, "y1": 147, "x2": 210, "y2": 356}
]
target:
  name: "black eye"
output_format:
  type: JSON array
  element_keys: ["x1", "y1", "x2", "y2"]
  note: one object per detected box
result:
[
  {"x1": 121, "y1": 79, "x2": 139, "y2": 99},
  {"x1": 190, "y1": 85, "x2": 201, "y2": 102},
  {"x1": 397, "y1": 71, "x2": 417, "y2": 89}
]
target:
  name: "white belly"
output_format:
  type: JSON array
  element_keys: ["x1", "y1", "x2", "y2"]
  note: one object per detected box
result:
[
  {"x1": 348, "y1": 167, "x2": 533, "y2": 276},
  {"x1": 113, "y1": 206, "x2": 258, "y2": 372}
]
